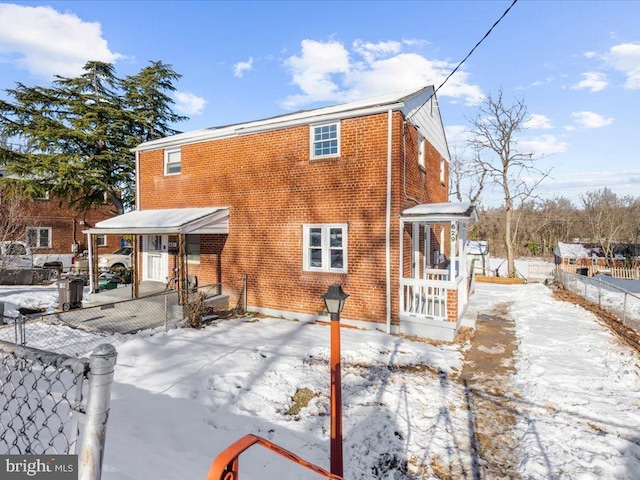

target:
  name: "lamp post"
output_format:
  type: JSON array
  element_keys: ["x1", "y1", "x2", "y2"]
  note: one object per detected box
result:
[{"x1": 321, "y1": 284, "x2": 349, "y2": 477}]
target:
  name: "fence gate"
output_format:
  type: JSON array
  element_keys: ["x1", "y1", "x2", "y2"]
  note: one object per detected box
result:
[{"x1": 0, "y1": 340, "x2": 117, "y2": 480}]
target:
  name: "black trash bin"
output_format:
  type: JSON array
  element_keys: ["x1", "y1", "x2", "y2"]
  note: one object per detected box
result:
[{"x1": 58, "y1": 277, "x2": 84, "y2": 311}]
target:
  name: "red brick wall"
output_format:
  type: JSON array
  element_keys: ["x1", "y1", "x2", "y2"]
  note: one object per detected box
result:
[
  {"x1": 138, "y1": 111, "x2": 449, "y2": 324},
  {"x1": 9, "y1": 196, "x2": 119, "y2": 256}
]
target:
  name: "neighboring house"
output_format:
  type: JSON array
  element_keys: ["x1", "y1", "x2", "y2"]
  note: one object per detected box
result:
[
  {"x1": 554, "y1": 241, "x2": 639, "y2": 269},
  {"x1": 466, "y1": 240, "x2": 490, "y2": 275},
  {"x1": 87, "y1": 87, "x2": 478, "y2": 341},
  {"x1": 0, "y1": 167, "x2": 120, "y2": 266}
]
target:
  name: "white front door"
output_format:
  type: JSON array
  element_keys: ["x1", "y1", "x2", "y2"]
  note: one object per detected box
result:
[{"x1": 143, "y1": 235, "x2": 168, "y2": 282}]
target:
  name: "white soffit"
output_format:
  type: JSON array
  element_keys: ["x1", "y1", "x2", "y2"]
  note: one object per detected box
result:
[{"x1": 85, "y1": 207, "x2": 229, "y2": 235}]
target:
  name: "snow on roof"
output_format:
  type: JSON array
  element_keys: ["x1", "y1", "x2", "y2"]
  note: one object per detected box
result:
[
  {"x1": 554, "y1": 242, "x2": 594, "y2": 259},
  {"x1": 401, "y1": 202, "x2": 478, "y2": 222},
  {"x1": 86, "y1": 207, "x2": 229, "y2": 235},
  {"x1": 466, "y1": 240, "x2": 489, "y2": 255}
]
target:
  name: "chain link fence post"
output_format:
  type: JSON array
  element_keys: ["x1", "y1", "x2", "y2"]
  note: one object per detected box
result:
[
  {"x1": 15, "y1": 315, "x2": 25, "y2": 345},
  {"x1": 79, "y1": 344, "x2": 118, "y2": 480}
]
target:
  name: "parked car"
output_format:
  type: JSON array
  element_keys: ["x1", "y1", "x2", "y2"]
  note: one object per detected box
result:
[
  {"x1": 0, "y1": 241, "x2": 33, "y2": 269},
  {"x1": 98, "y1": 247, "x2": 132, "y2": 276}
]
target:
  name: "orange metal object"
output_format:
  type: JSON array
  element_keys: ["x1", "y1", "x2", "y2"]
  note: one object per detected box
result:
[
  {"x1": 206, "y1": 434, "x2": 345, "y2": 480},
  {"x1": 330, "y1": 316, "x2": 343, "y2": 477}
]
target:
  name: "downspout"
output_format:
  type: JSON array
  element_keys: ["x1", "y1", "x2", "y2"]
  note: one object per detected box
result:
[
  {"x1": 386, "y1": 110, "x2": 393, "y2": 334},
  {"x1": 135, "y1": 150, "x2": 140, "y2": 209}
]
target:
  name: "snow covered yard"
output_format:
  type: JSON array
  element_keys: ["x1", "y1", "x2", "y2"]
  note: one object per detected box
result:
[{"x1": 2, "y1": 281, "x2": 640, "y2": 479}]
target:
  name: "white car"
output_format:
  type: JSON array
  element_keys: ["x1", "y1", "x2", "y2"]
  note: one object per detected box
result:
[{"x1": 98, "y1": 247, "x2": 132, "y2": 274}]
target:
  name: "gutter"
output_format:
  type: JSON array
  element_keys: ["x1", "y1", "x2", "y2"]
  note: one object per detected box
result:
[{"x1": 131, "y1": 103, "x2": 405, "y2": 153}]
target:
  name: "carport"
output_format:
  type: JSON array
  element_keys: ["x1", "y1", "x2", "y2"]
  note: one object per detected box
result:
[{"x1": 84, "y1": 207, "x2": 229, "y2": 298}]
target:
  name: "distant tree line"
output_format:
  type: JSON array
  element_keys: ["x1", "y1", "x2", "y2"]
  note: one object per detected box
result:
[{"x1": 472, "y1": 188, "x2": 640, "y2": 266}]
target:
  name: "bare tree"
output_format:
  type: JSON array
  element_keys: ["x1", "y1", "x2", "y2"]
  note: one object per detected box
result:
[
  {"x1": 449, "y1": 146, "x2": 487, "y2": 205},
  {"x1": 468, "y1": 90, "x2": 551, "y2": 277},
  {"x1": 581, "y1": 188, "x2": 631, "y2": 266}
]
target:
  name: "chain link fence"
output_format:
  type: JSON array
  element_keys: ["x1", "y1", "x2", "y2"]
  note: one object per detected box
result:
[
  {"x1": 0, "y1": 276, "x2": 247, "y2": 356},
  {"x1": 0, "y1": 340, "x2": 117, "y2": 480},
  {"x1": 555, "y1": 268, "x2": 640, "y2": 334}
]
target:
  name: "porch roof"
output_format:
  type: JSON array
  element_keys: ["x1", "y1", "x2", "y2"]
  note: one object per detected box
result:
[
  {"x1": 85, "y1": 207, "x2": 229, "y2": 235},
  {"x1": 401, "y1": 202, "x2": 478, "y2": 223}
]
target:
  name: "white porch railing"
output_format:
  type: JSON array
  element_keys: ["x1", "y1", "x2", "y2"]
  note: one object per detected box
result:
[{"x1": 400, "y1": 269, "x2": 451, "y2": 322}]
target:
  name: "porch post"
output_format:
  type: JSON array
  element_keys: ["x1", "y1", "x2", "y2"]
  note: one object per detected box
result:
[
  {"x1": 449, "y1": 221, "x2": 457, "y2": 280},
  {"x1": 87, "y1": 232, "x2": 95, "y2": 293},
  {"x1": 412, "y1": 223, "x2": 420, "y2": 279},
  {"x1": 132, "y1": 235, "x2": 139, "y2": 299},
  {"x1": 425, "y1": 224, "x2": 431, "y2": 270}
]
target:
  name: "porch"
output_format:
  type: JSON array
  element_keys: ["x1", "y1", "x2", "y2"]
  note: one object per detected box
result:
[{"x1": 399, "y1": 202, "x2": 478, "y2": 341}]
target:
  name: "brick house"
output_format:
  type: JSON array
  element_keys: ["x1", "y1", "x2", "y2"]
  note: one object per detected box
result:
[
  {"x1": 0, "y1": 167, "x2": 120, "y2": 265},
  {"x1": 87, "y1": 87, "x2": 477, "y2": 341}
]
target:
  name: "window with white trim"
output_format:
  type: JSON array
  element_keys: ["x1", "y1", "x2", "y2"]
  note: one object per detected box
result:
[
  {"x1": 164, "y1": 147, "x2": 181, "y2": 175},
  {"x1": 418, "y1": 134, "x2": 425, "y2": 168},
  {"x1": 303, "y1": 224, "x2": 347, "y2": 273},
  {"x1": 26, "y1": 227, "x2": 51, "y2": 248},
  {"x1": 310, "y1": 123, "x2": 340, "y2": 159},
  {"x1": 96, "y1": 235, "x2": 107, "y2": 247},
  {"x1": 440, "y1": 156, "x2": 446, "y2": 184}
]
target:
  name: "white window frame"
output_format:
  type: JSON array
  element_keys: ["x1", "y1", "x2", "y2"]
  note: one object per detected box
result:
[
  {"x1": 303, "y1": 224, "x2": 348, "y2": 273},
  {"x1": 418, "y1": 134, "x2": 425, "y2": 168},
  {"x1": 96, "y1": 235, "x2": 107, "y2": 247},
  {"x1": 26, "y1": 227, "x2": 52, "y2": 249},
  {"x1": 440, "y1": 156, "x2": 446, "y2": 184},
  {"x1": 310, "y1": 122, "x2": 340, "y2": 159},
  {"x1": 164, "y1": 147, "x2": 182, "y2": 176}
]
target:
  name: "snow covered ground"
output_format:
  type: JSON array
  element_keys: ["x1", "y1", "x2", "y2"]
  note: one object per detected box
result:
[{"x1": 1, "y1": 281, "x2": 640, "y2": 479}]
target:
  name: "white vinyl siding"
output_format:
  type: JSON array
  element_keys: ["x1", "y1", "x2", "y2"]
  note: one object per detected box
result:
[
  {"x1": 303, "y1": 224, "x2": 347, "y2": 273},
  {"x1": 164, "y1": 147, "x2": 181, "y2": 175},
  {"x1": 310, "y1": 123, "x2": 340, "y2": 159}
]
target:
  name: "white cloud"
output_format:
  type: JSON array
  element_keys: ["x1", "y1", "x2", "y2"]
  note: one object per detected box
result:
[
  {"x1": 525, "y1": 114, "x2": 553, "y2": 130},
  {"x1": 519, "y1": 135, "x2": 568, "y2": 155},
  {"x1": 233, "y1": 57, "x2": 254, "y2": 78},
  {"x1": 584, "y1": 51, "x2": 597, "y2": 59},
  {"x1": 282, "y1": 39, "x2": 351, "y2": 108},
  {"x1": 571, "y1": 72, "x2": 608, "y2": 92},
  {"x1": 174, "y1": 91, "x2": 207, "y2": 116},
  {"x1": 571, "y1": 111, "x2": 614, "y2": 128},
  {"x1": 282, "y1": 38, "x2": 483, "y2": 109},
  {"x1": 0, "y1": 4, "x2": 122, "y2": 78},
  {"x1": 605, "y1": 42, "x2": 640, "y2": 89}
]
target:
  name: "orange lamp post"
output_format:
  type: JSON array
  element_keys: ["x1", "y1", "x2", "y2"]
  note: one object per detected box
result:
[{"x1": 321, "y1": 284, "x2": 349, "y2": 478}]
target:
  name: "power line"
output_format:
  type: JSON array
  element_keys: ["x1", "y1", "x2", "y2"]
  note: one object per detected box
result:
[{"x1": 408, "y1": 0, "x2": 519, "y2": 119}]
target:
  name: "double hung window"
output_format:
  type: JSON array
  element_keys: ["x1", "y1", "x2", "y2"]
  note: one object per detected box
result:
[
  {"x1": 26, "y1": 227, "x2": 51, "y2": 248},
  {"x1": 303, "y1": 224, "x2": 347, "y2": 273},
  {"x1": 310, "y1": 123, "x2": 340, "y2": 159},
  {"x1": 164, "y1": 147, "x2": 181, "y2": 175}
]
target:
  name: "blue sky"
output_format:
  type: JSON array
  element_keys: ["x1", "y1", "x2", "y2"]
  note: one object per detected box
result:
[{"x1": 0, "y1": 1, "x2": 638, "y2": 206}]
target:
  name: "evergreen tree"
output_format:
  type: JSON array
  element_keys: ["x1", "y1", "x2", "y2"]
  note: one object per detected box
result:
[{"x1": 0, "y1": 60, "x2": 187, "y2": 214}]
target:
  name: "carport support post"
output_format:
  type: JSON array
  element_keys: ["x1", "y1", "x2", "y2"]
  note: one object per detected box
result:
[
  {"x1": 178, "y1": 233, "x2": 188, "y2": 307},
  {"x1": 132, "y1": 235, "x2": 139, "y2": 299}
]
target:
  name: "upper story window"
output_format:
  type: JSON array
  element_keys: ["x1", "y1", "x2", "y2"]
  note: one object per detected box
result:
[
  {"x1": 303, "y1": 224, "x2": 348, "y2": 273},
  {"x1": 164, "y1": 147, "x2": 181, "y2": 175},
  {"x1": 440, "y1": 156, "x2": 446, "y2": 184},
  {"x1": 26, "y1": 227, "x2": 51, "y2": 249},
  {"x1": 310, "y1": 123, "x2": 340, "y2": 159},
  {"x1": 418, "y1": 134, "x2": 425, "y2": 168}
]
